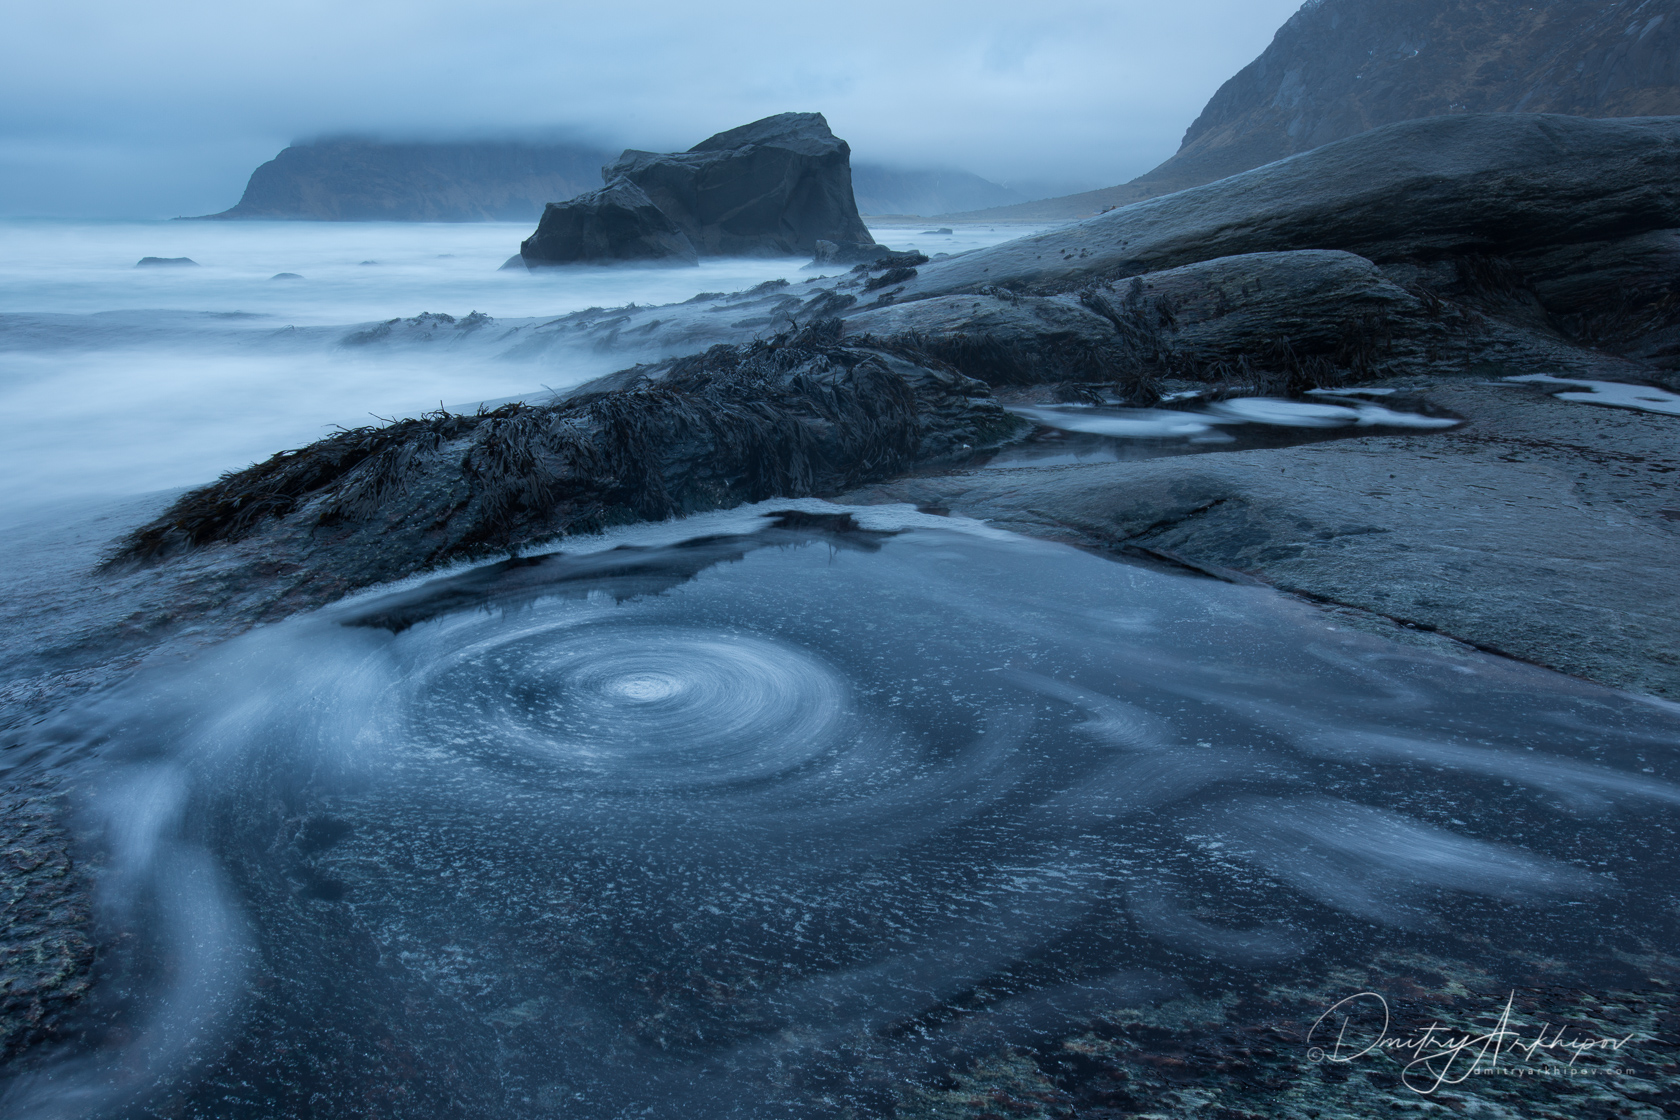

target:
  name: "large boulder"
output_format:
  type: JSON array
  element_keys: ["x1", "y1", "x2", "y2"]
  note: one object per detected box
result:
[
  {"x1": 609, "y1": 113, "x2": 875, "y2": 257},
  {"x1": 522, "y1": 113, "x2": 876, "y2": 264},
  {"x1": 520, "y1": 179, "x2": 699, "y2": 266}
]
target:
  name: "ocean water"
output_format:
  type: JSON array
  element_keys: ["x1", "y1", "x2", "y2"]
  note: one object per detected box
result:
[
  {"x1": 0, "y1": 219, "x2": 1048, "y2": 519},
  {"x1": 6, "y1": 502, "x2": 1678, "y2": 1118}
]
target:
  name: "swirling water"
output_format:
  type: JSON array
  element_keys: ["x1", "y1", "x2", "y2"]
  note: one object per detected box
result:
[{"x1": 9, "y1": 502, "x2": 1679, "y2": 1117}]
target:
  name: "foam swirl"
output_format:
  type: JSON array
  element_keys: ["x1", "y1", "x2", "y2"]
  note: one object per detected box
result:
[{"x1": 410, "y1": 623, "x2": 849, "y2": 788}]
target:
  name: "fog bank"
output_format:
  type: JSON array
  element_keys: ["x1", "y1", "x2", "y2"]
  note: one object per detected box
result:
[{"x1": 1, "y1": 0, "x2": 1304, "y2": 217}]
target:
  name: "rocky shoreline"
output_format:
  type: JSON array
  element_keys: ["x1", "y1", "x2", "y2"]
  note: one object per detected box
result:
[
  {"x1": 4, "y1": 112, "x2": 1680, "y2": 1102},
  {"x1": 845, "y1": 377, "x2": 1680, "y2": 698}
]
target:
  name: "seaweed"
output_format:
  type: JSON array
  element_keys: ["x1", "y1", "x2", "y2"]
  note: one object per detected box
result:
[
  {"x1": 105, "y1": 322, "x2": 1003, "y2": 577},
  {"x1": 864, "y1": 266, "x2": 919, "y2": 292}
]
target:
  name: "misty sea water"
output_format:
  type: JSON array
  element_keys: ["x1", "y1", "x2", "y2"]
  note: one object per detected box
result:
[{"x1": 0, "y1": 218, "x2": 1045, "y2": 519}]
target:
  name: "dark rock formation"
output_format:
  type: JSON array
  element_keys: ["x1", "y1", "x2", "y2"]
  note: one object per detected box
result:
[
  {"x1": 189, "y1": 138, "x2": 615, "y2": 222},
  {"x1": 339, "y1": 310, "x2": 494, "y2": 347},
  {"x1": 832, "y1": 113, "x2": 1680, "y2": 396},
  {"x1": 524, "y1": 114, "x2": 875, "y2": 265},
  {"x1": 135, "y1": 257, "x2": 197, "y2": 267},
  {"x1": 519, "y1": 179, "x2": 699, "y2": 267},
  {"x1": 270, "y1": 272, "x2": 302, "y2": 280},
  {"x1": 910, "y1": 114, "x2": 1680, "y2": 298},
  {"x1": 617, "y1": 113, "x2": 873, "y2": 256},
  {"x1": 107, "y1": 323, "x2": 1016, "y2": 600},
  {"x1": 850, "y1": 250, "x2": 1451, "y2": 396},
  {"x1": 962, "y1": 0, "x2": 1680, "y2": 219}
]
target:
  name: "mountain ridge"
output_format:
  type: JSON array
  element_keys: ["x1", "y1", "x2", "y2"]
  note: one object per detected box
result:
[
  {"x1": 954, "y1": 0, "x2": 1680, "y2": 221},
  {"x1": 188, "y1": 138, "x2": 1027, "y2": 222}
]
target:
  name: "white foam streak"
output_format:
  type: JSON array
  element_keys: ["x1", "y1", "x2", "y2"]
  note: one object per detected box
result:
[
  {"x1": 1203, "y1": 797, "x2": 1602, "y2": 926},
  {"x1": 1505, "y1": 374, "x2": 1680, "y2": 416},
  {"x1": 1299, "y1": 729, "x2": 1680, "y2": 814}
]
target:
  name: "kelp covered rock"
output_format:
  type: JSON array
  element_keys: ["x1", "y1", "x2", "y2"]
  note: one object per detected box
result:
[{"x1": 108, "y1": 323, "x2": 1017, "y2": 601}]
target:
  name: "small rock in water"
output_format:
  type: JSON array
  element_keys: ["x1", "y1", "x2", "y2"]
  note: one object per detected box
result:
[
  {"x1": 497, "y1": 254, "x2": 529, "y2": 272},
  {"x1": 135, "y1": 256, "x2": 198, "y2": 267},
  {"x1": 270, "y1": 272, "x2": 303, "y2": 281},
  {"x1": 359, "y1": 260, "x2": 378, "y2": 266},
  {"x1": 810, "y1": 239, "x2": 894, "y2": 267},
  {"x1": 920, "y1": 227, "x2": 954, "y2": 235}
]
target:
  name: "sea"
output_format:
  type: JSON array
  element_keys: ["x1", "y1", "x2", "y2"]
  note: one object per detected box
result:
[{"x1": 0, "y1": 218, "x2": 1037, "y2": 521}]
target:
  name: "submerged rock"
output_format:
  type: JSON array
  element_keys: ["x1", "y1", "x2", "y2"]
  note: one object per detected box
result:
[
  {"x1": 522, "y1": 113, "x2": 875, "y2": 265},
  {"x1": 521, "y1": 179, "x2": 699, "y2": 266},
  {"x1": 135, "y1": 257, "x2": 197, "y2": 267}
]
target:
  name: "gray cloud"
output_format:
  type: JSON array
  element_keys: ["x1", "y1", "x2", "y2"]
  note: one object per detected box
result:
[{"x1": 0, "y1": 0, "x2": 1304, "y2": 217}]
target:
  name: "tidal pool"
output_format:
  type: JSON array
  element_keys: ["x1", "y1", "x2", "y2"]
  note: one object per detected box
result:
[{"x1": 10, "y1": 504, "x2": 1679, "y2": 1118}]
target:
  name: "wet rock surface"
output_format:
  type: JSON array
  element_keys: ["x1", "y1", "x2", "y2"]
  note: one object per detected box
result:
[
  {"x1": 99, "y1": 324, "x2": 1014, "y2": 628},
  {"x1": 840, "y1": 380, "x2": 1680, "y2": 698},
  {"x1": 900, "y1": 951, "x2": 1680, "y2": 1119},
  {"x1": 0, "y1": 781, "x2": 94, "y2": 1067},
  {"x1": 827, "y1": 116, "x2": 1680, "y2": 411}
]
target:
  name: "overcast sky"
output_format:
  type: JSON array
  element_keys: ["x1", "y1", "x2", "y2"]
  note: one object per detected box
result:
[{"x1": 1, "y1": 0, "x2": 1305, "y2": 218}]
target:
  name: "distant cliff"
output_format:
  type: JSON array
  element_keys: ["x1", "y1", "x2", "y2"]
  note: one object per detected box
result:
[
  {"x1": 848, "y1": 166, "x2": 1023, "y2": 216},
  {"x1": 191, "y1": 139, "x2": 616, "y2": 221},
  {"x1": 192, "y1": 137, "x2": 1024, "y2": 222},
  {"x1": 960, "y1": 0, "x2": 1680, "y2": 219}
]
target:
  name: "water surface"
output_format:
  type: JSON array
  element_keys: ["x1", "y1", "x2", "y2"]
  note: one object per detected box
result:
[{"x1": 11, "y1": 503, "x2": 1676, "y2": 1118}]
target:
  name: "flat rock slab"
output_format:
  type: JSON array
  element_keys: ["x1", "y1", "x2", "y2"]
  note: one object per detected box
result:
[{"x1": 839, "y1": 381, "x2": 1680, "y2": 698}]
